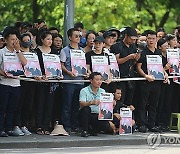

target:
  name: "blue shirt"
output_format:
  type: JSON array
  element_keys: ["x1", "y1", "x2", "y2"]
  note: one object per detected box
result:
[{"x1": 79, "y1": 85, "x2": 105, "y2": 113}]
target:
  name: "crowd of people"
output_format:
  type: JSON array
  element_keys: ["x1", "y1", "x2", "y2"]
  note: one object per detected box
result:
[{"x1": 0, "y1": 20, "x2": 179, "y2": 137}]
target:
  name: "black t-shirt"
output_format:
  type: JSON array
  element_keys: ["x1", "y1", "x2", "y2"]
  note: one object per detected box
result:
[
  {"x1": 110, "y1": 41, "x2": 137, "y2": 77},
  {"x1": 85, "y1": 50, "x2": 110, "y2": 72},
  {"x1": 137, "y1": 46, "x2": 162, "y2": 75},
  {"x1": 113, "y1": 100, "x2": 127, "y2": 113},
  {"x1": 35, "y1": 48, "x2": 57, "y2": 75}
]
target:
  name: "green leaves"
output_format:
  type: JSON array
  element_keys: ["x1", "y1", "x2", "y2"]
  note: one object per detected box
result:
[{"x1": 0, "y1": 0, "x2": 179, "y2": 34}]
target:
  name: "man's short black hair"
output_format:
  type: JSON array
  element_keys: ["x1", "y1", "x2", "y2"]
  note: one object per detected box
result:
[
  {"x1": 142, "y1": 30, "x2": 151, "y2": 36},
  {"x1": 74, "y1": 22, "x2": 84, "y2": 29},
  {"x1": 89, "y1": 72, "x2": 102, "y2": 80},
  {"x1": 157, "y1": 27, "x2": 165, "y2": 32},
  {"x1": 146, "y1": 30, "x2": 157, "y2": 36},
  {"x1": 34, "y1": 19, "x2": 45, "y2": 24},
  {"x1": 67, "y1": 28, "x2": 79, "y2": 38},
  {"x1": 3, "y1": 26, "x2": 19, "y2": 39}
]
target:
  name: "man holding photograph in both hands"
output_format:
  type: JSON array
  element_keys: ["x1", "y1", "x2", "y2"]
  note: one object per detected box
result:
[{"x1": 79, "y1": 72, "x2": 115, "y2": 137}]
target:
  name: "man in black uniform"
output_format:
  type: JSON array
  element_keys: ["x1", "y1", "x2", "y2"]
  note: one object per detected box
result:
[
  {"x1": 110, "y1": 27, "x2": 138, "y2": 106},
  {"x1": 136, "y1": 30, "x2": 168, "y2": 133}
]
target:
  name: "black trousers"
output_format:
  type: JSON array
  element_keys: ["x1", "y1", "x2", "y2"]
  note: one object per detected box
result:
[
  {"x1": 118, "y1": 81, "x2": 135, "y2": 106},
  {"x1": 14, "y1": 81, "x2": 35, "y2": 127},
  {"x1": 35, "y1": 83, "x2": 55, "y2": 130},
  {"x1": 79, "y1": 106, "x2": 113, "y2": 134},
  {"x1": 0, "y1": 84, "x2": 20, "y2": 132},
  {"x1": 51, "y1": 83, "x2": 63, "y2": 125},
  {"x1": 156, "y1": 82, "x2": 173, "y2": 126},
  {"x1": 171, "y1": 82, "x2": 180, "y2": 113},
  {"x1": 137, "y1": 81, "x2": 161, "y2": 127}
]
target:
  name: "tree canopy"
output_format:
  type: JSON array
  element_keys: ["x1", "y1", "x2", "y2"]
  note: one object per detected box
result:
[{"x1": 0, "y1": 0, "x2": 179, "y2": 33}]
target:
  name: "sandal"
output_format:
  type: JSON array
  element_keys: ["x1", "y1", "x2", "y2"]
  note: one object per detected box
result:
[
  {"x1": 44, "y1": 130, "x2": 50, "y2": 135},
  {"x1": 36, "y1": 128, "x2": 44, "y2": 135}
]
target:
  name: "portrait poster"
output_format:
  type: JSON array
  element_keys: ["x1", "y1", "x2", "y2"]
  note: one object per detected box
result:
[
  {"x1": 98, "y1": 92, "x2": 114, "y2": 120},
  {"x1": 70, "y1": 49, "x2": 87, "y2": 76},
  {"x1": 23, "y1": 52, "x2": 42, "y2": 77},
  {"x1": 108, "y1": 53, "x2": 120, "y2": 79},
  {"x1": 119, "y1": 108, "x2": 132, "y2": 135},
  {"x1": 3, "y1": 52, "x2": 24, "y2": 77},
  {"x1": 167, "y1": 49, "x2": 179, "y2": 74},
  {"x1": 91, "y1": 56, "x2": 109, "y2": 81},
  {"x1": 146, "y1": 55, "x2": 164, "y2": 80},
  {"x1": 42, "y1": 53, "x2": 62, "y2": 78}
]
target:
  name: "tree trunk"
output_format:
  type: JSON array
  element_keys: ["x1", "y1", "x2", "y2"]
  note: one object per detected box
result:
[
  {"x1": 158, "y1": 10, "x2": 170, "y2": 29},
  {"x1": 135, "y1": 0, "x2": 145, "y2": 11},
  {"x1": 32, "y1": 0, "x2": 39, "y2": 22}
]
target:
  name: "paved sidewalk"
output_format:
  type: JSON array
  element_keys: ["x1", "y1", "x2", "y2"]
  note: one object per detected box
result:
[{"x1": 0, "y1": 132, "x2": 179, "y2": 149}]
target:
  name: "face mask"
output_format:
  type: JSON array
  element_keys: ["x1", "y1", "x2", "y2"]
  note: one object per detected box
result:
[{"x1": 21, "y1": 40, "x2": 32, "y2": 48}]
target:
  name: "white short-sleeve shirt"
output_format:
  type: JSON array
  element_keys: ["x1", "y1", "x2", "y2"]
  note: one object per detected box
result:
[{"x1": 0, "y1": 47, "x2": 20, "y2": 87}]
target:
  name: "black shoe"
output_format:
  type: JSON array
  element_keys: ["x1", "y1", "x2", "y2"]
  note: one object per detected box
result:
[
  {"x1": 148, "y1": 126, "x2": 162, "y2": 133},
  {"x1": 138, "y1": 126, "x2": 147, "y2": 133},
  {"x1": 0, "y1": 131, "x2": 8, "y2": 137},
  {"x1": 64, "y1": 127, "x2": 71, "y2": 134},
  {"x1": 71, "y1": 128, "x2": 81, "y2": 134},
  {"x1": 81, "y1": 130, "x2": 89, "y2": 137}
]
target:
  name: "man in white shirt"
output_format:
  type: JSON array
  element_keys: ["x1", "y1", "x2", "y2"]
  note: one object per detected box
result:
[{"x1": 0, "y1": 26, "x2": 27, "y2": 137}]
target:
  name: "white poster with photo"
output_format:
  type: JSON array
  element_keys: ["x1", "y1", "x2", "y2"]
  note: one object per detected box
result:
[
  {"x1": 98, "y1": 92, "x2": 114, "y2": 120},
  {"x1": 23, "y1": 52, "x2": 42, "y2": 77},
  {"x1": 3, "y1": 52, "x2": 24, "y2": 77},
  {"x1": 42, "y1": 53, "x2": 62, "y2": 78},
  {"x1": 70, "y1": 49, "x2": 87, "y2": 76},
  {"x1": 146, "y1": 55, "x2": 164, "y2": 80},
  {"x1": 108, "y1": 53, "x2": 120, "y2": 79},
  {"x1": 91, "y1": 56, "x2": 109, "y2": 81},
  {"x1": 119, "y1": 108, "x2": 132, "y2": 135},
  {"x1": 167, "y1": 49, "x2": 179, "y2": 74}
]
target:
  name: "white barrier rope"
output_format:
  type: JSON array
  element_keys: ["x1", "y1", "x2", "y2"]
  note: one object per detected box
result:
[{"x1": 17, "y1": 76, "x2": 180, "y2": 83}]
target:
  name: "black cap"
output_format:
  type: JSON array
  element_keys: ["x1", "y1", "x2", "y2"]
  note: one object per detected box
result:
[
  {"x1": 157, "y1": 38, "x2": 166, "y2": 48},
  {"x1": 94, "y1": 36, "x2": 105, "y2": 43},
  {"x1": 107, "y1": 27, "x2": 120, "y2": 37},
  {"x1": 165, "y1": 34, "x2": 175, "y2": 41},
  {"x1": 125, "y1": 27, "x2": 138, "y2": 39},
  {"x1": 103, "y1": 31, "x2": 116, "y2": 38}
]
